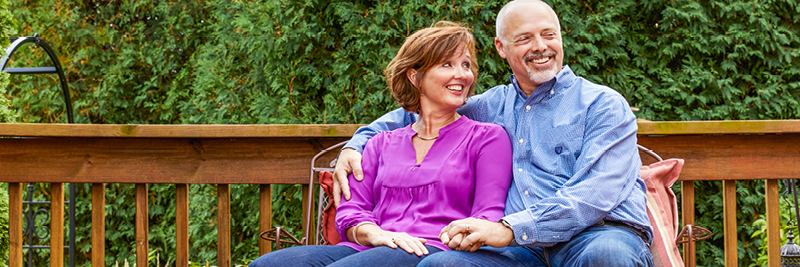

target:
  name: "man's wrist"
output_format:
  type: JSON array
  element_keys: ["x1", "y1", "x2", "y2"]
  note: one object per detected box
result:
[{"x1": 499, "y1": 219, "x2": 519, "y2": 246}]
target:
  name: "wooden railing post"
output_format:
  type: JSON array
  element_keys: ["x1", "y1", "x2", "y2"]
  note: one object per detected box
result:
[
  {"x1": 135, "y1": 184, "x2": 148, "y2": 267},
  {"x1": 91, "y1": 183, "x2": 105, "y2": 267},
  {"x1": 218, "y1": 184, "x2": 231, "y2": 267},
  {"x1": 722, "y1": 180, "x2": 737, "y2": 267},
  {"x1": 9, "y1": 183, "x2": 23, "y2": 267},
  {"x1": 176, "y1": 184, "x2": 189, "y2": 267},
  {"x1": 302, "y1": 184, "x2": 312, "y2": 245},
  {"x1": 765, "y1": 179, "x2": 781, "y2": 267},
  {"x1": 51, "y1": 183, "x2": 64, "y2": 267},
  {"x1": 259, "y1": 184, "x2": 272, "y2": 255},
  {"x1": 681, "y1": 180, "x2": 695, "y2": 267}
]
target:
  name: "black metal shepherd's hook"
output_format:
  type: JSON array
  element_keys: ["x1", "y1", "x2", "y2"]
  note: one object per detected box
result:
[{"x1": 1, "y1": 33, "x2": 74, "y2": 123}]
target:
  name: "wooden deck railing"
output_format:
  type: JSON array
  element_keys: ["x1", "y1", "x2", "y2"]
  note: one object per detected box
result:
[{"x1": 1, "y1": 120, "x2": 799, "y2": 267}]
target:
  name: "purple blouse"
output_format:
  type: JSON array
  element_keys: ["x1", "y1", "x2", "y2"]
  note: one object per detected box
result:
[{"x1": 336, "y1": 116, "x2": 513, "y2": 251}]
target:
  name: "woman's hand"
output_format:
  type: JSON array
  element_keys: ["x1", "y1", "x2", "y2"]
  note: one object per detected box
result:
[
  {"x1": 359, "y1": 224, "x2": 429, "y2": 256},
  {"x1": 439, "y1": 217, "x2": 513, "y2": 251}
]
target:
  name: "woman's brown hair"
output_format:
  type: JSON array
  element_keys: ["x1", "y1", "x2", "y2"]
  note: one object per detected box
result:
[{"x1": 385, "y1": 21, "x2": 478, "y2": 113}]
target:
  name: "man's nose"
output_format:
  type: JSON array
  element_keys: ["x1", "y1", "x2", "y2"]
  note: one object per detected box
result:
[{"x1": 531, "y1": 36, "x2": 547, "y2": 52}]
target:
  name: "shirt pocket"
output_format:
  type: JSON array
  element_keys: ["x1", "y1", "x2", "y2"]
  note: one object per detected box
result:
[{"x1": 532, "y1": 123, "x2": 583, "y2": 179}]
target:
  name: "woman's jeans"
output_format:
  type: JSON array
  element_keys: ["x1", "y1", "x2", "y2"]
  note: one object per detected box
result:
[
  {"x1": 249, "y1": 244, "x2": 443, "y2": 267},
  {"x1": 417, "y1": 225, "x2": 654, "y2": 267}
]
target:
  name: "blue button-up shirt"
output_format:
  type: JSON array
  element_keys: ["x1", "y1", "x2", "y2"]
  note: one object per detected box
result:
[{"x1": 345, "y1": 65, "x2": 653, "y2": 247}]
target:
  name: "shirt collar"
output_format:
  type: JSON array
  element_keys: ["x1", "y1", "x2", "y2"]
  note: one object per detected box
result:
[{"x1": 509, "y1": 65, "x2": 575, "y2": 100}]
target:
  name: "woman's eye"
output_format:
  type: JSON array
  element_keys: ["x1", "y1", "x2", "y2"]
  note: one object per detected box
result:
[{"x1": 443, "y1": 63, "x2": 451, "y2": 67}]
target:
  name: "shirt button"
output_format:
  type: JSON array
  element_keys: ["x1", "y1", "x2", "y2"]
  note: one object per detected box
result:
[
  {"x1": 550, "y1": 90, "x2": 554, "y2": 95},
  {"x1": 526, "y1": 105, "x2": 531, "y2": 111},
  {"x1": 519, "y1": 139, "x2": 524, "y2": 143},
  {"x1": 518, "y1": 168, "x2": 523, "y2": 172},
  {"x1": 522, "y1": 233, "x2": 528, "y2": 240},
  {"x1": 524, "y1": 190, "x2": 529, "y2": 196}
]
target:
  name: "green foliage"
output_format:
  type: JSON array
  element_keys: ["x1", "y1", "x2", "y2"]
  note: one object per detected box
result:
[
  {"x1": 0, "y1": 0, "x2": 16, "y2": 123},
  {"x1": 4, "y1": 0, "x2": 800, "y2": 265}
]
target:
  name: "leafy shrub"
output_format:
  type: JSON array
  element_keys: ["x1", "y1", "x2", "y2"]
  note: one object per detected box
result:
[
  {"x1": 0, "y1": 0, "x2": 15, "y2": 124},
  {"x1": 4, "y1": 0, "x2": 799, "y2": 266}
]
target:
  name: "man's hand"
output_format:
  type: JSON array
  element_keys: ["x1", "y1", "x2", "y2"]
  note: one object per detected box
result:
[
  {"x1": 439, "y1": 217, "x2": 514, "y2": 251},
  {"x1": 332, "y1": 148, "x2": 364, "y2": 207}
]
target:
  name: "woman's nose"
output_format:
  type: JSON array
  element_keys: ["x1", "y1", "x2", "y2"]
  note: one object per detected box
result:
[{"x1": 454, "y1": 65, "x2": 467, "y2": 78}]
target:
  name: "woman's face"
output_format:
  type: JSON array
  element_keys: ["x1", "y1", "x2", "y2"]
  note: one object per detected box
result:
[{"x1": 413, "y1": 46, "x2": 474, "y2": 113}]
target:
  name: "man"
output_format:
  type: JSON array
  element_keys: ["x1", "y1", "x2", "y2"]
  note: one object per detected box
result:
[{"x1": 333, "y1": 0, "x2": 654, "y2": 266}]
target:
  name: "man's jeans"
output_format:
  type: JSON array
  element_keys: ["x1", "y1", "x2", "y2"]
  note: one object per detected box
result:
[
  {"x1": 418, "y1": 225, "x2": 654, "y2": 267},
  {"x1": 248, "y1": 244, "x2": 443, "y2": 267}
]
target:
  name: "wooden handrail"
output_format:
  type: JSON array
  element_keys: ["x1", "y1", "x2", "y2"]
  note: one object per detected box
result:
[{"x1": 1, "y1": 120, "x2": 798, "y2": 267}]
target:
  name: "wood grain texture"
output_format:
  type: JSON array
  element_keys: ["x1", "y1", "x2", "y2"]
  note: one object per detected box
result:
[
  {"x1": 259, "y1": 184, "x2": 272, "y2": 255},
  {"x1": 681, "y1": 181, "x2": 696, "y2": 265},
  {"x1": 765, "y1": 180, "x2": 781, "y2": 267},
  {"x1": 135, "y1": 184, "x2": 148, "y2": 267},
  {"x1": 51, "y1": 183, "x2": 64, "y2": 267},
  {"x1": 0, "y1": 138, "x2": 348, "y2": 184},
  {"x1": 9, "y1": 183, "x2": 22, "y2": 267},
  {"x1": 0, "y1": 123, "x2": 362, "y2": 138},
  {"x1": 637, "y1": 119, "x2": 800, "y2": 135},
  {"x1": 302, "y1": 185, "x2": 312, "y2": 245},
  {"x1": 723, "y1": 181, "x2": 737, "y2": 267},
  {"x1": 638, "y1": 134, "x2": 800, "y2": 180},
  {"x1": 217, "y1": 184, "x2": 231, "y2": 267},
  {"x1": 176, "y1": 184, "x2": 189, "y2": 267},
  {"x1": 91, "y1": 183, "x2": 105, "y2": 267},
  {"x1": 2, "y1": 120, "x2": 799, "y2": 138}
]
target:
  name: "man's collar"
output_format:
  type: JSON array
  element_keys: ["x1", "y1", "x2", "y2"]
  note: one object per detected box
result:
[{"x1": 509, "y1": 65, "x2": 573, "y2": 98}]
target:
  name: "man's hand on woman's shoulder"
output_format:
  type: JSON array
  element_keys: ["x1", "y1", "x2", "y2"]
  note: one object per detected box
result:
[{"x1": 333, "y1": 148, "x2": 364, "y2": 207}]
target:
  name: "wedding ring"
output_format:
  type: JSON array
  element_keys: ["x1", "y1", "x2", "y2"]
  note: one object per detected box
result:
[
  {"x1": 464, "y1": 224, "x2": 470, "y2": 232},
  {"x1": 391, "y1": 237, "x2": 397, "y2": 243}
]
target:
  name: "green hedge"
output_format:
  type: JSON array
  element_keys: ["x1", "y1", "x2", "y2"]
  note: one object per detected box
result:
[
  {"x1": 4, "y1": 0, "x2": 800, "y2": 266},
  {"x1": 0, "y1": 0, "x2": 15, "y2": 124}
]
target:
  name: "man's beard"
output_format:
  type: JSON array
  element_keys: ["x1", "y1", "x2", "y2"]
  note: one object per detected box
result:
[{"x1": 523, "y1": 51, "x2": 558, "y2": 84}]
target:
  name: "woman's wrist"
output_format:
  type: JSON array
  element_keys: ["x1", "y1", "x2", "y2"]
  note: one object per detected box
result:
[{"x1": 351, "y1": 222, "x2": 376, "y2": 246}]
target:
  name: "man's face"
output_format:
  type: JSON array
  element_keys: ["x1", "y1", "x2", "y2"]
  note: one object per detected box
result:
[{"x1": 495, "y1": 1, "x2": 563, "y2": 92}]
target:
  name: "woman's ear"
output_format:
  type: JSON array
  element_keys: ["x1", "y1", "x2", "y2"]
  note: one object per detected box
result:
[{"x1": 407, "y1": 69, "x2": 418, "y2": 87}]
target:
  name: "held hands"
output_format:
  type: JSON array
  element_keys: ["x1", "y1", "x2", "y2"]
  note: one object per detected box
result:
[
  {"x1": 357, "y1": 224, "x2": 430, "y2": 256},
  {"x1": 332, "y1": 148, "x2": 363, "y2": 207},
  {"x1": 439, "y1": 218, "x2": 514, "y2": 252}
]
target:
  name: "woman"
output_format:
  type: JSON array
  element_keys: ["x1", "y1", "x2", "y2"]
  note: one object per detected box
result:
[{"x1": 249, "y1": 21, "x2": 512, "y2": 267}]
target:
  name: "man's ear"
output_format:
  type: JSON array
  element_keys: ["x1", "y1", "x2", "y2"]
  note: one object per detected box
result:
[
  {"x1": 407, "y1": 69, "x2": 419, "y2": 87},
  {"x1": 495, "y1": 37, "x2": 508, "y2": 59}
]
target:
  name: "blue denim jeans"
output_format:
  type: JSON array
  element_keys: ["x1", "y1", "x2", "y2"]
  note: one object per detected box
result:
[
  {"x1": 417, "y1": 225, "x2": 654, "y2": 267},
  {"x1": 248, "y1": 244, "x2": 444, "y2": 267}
]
